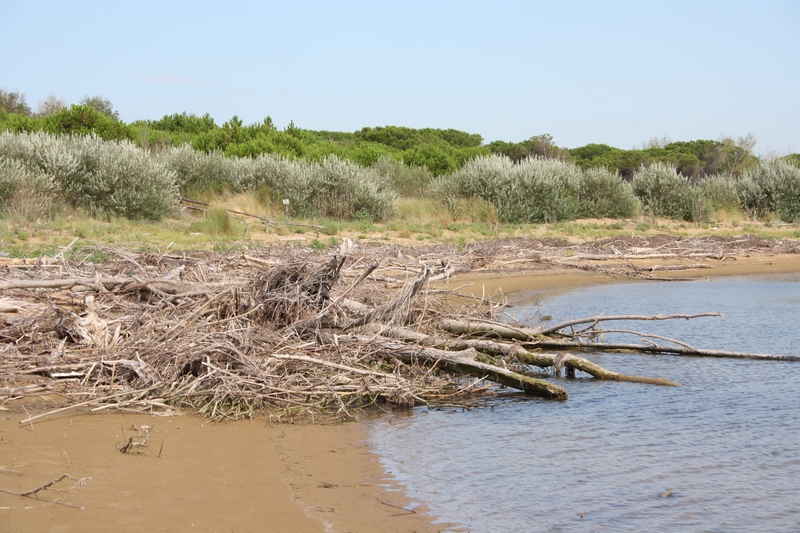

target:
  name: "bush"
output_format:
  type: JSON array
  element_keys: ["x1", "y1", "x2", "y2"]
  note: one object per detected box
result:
[
  {"x1": 44, "y1": 105, "x2": 132, "y2": 141},
  {"x1": 632, "y1": 162, "x2": 706, "y2": 221},
  {"x1": 310, "y1": 155, "x2": 396, "y2": 221},
  {"x1": 371, "y1": 155, "x2": 433, "y2": 197},
  {"x1": 433, "y1": 154, "x2": 511, "y2": 216},
  {"x1": 67, "y1": 136, "x2": 179, "y2": 220},
  {"x1": 248, "y1": 153, "x2": 396, "y2": 221},
  {"x1": 0, "y1": 156, "x2": 60, "y2": 220},
  {"x1": 500, "y1": 157, "x2": 582, "y2": 223},
  {"x1": 740, "y1": 160, "x2": 800, "y2": 222},
  {"x1": 697, "y1": 173, "x2": 742, "y2": 213},
  {"x1": 433, "y1": 155, "x2": 588, "y2": 223},
  {"x1": 576, "y1": 167, "x2": 639, "y2": 218}
]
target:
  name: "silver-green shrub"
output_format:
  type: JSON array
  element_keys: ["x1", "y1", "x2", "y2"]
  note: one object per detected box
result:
[
  {"x1": 311, "y1": 155, "x2": 396, "y2": 221},
  {"x1": 697, "y1": 173, "x2": 742, "y2": 213},
  {"x1": 68, "y1": 136, "x2": 179, "y2": 220},
  {"x1": 0, "y1": 156, "x2": 59, "y2": 220},
  {"x1": 431, "y1": 154, "x2": 514, "y2": 219},
  {"x1": 576, "y1": 166, "x2": 639, "y2": 218},
  {"x1": 434, "y1": 155, "x2": 630, "y2": 223},
  {"x1": 371, "y1": 155, "x2": 433, "y2": 197},
  {"x1": 0, "y1": 130, "x2": 82, "y2": 186},
  {"x1": 165, "y1": 146, "x2": 252, "y2": 195},
  {"x1": 252, "y1": 153, "x2": 316, "y2": 214},
  {"x1": 500, "y1": 157, "x2": 583, "y2": 222},
  {"x1": 632, "y1": 162, "x2": 707, "y2": 221},
  {"x1": 740, "y1": 159, "x2": 800, "y2": 222},
  {"x1": 248, "y1": 153, "x2": 396, "y2": 221},
  {"x1": 0, "y1": 131, "x2": 179, "y2": 220}
]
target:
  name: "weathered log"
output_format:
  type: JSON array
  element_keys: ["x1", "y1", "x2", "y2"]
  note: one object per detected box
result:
[
  {"x1": 540, "y1": 313, "x2": 722, "y2": 335},
  {"x1": 366, "y1": 324, "x2": 678, "y2": 386},
  {"x1": 0, "y1": 276, "x2": 132, "y2": 291},
  {"x1": 353, "y1": 336, "x2": 568, "y2": 399},
  {"x1": 535, "y1": 339, "x2": 800, "y2": 362},
  {"x1": 440, "y1": 318, "x2": 539, "y2": 341}
]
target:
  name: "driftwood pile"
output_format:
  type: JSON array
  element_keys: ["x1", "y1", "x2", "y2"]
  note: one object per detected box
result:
[{"x1": 1, "y1": 235, "x2": 797, "y2": 421}]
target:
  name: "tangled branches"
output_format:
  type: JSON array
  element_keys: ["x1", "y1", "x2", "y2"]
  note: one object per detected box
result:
[{"x1": 2, "y1": 236, "x2": 796, "y2": 422}]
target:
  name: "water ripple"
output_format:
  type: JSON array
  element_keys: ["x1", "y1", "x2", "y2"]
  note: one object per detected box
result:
[{"x1": 367, "y1": 275, "x2": 800, "y2": 532}]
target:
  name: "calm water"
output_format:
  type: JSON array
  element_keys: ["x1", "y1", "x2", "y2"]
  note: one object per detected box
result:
[{"x1": 367, "y1": 274, "x2": 800, "y2": 532}]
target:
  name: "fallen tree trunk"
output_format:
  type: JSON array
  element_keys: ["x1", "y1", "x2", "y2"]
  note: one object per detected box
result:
[
  {"x1": 366, "y1": 324, "x2": 678, "y2": 386},
  {"x1": 534, "y1": 339, "x2": 800, "y2": 362},
  {"x1": 353, "y1": 336, "x2": 568, "y2": 399}
]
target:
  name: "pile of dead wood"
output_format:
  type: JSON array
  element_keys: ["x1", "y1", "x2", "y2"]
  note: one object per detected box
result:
[{"x1": 1, "y1": 236, "x2": 797, "y2": 422}]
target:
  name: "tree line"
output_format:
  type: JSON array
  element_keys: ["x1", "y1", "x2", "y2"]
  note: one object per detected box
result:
[{"x1": 3, "y1": 87, "x2": 796, "y2": 179}]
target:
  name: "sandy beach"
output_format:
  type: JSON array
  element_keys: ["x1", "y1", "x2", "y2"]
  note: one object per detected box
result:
[{"x1": 2, "y1": 248, "x2": 799, "y2": 533}]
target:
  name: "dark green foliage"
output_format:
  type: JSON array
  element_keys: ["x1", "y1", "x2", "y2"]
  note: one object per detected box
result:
[
  {"x1": 644, "y1": 140, "x2": 726, "y2": 180},
  {"x1": 355, "y1": 126, "x2": 482, "y2": 150},
  {"x1": 141, "y1": 112, "x2": 218, "y2": 134},
  {"x1": 402, "y1": 144, "x2": 458, "y2": 176},
  {"x1": 570, "y1": 144, "x2": 650, "y2": 179},
  {"x1": 0, "y1": 111, "x2": 38, "y2": 133},
  {"x1": 45, "y1": 105, "x2": 133, "y2": 141},
  {"x1": 487, "y1": 134, "x2": 572, "y2": 163},
  {"x1": 571, "y1": 138, "x2": 758, "y2": 181}
]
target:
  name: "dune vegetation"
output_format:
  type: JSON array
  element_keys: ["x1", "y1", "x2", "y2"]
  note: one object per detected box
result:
[{"x1": 1, "y1": 89, "x2": 800, "y2": 257}]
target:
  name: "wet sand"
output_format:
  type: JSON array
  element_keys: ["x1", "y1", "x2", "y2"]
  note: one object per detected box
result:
[
  {"x1": 2, "y1": 253, "x2": 798, "y2": 533},
  {"x1": 0, "y1": 409, "x2": 441, "y2": 533}
]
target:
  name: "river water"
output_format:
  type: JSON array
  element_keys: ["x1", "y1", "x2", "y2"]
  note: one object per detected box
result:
[{"x1": 366, "y1": 274, "x2": 800, "y2": 532}]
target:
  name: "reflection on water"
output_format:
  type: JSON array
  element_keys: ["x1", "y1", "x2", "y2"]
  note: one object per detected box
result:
[{"x1": 367, "y1": 274, "x2": 800, "y2": 532}]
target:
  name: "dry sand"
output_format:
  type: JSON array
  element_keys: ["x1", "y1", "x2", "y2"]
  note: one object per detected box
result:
[{"x1": 2, "y1": 251, "x2": 799, "y2": 533}]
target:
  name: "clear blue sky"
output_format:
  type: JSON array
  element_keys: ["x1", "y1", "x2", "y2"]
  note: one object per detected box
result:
[{"x1": 2, "y1": 0, "x2": 798, "y2": 154}]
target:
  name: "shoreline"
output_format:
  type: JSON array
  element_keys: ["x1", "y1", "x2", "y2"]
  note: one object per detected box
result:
[
  {"x1": 2, "y1": 249, "x2": 799, "y2": 532},
  {"x1": 0, "y1": 410, "x2": 443, "y2": 533}
]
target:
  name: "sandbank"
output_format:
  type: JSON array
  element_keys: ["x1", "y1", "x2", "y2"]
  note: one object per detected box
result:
[{"x1": 2, "y1": 250, "x2": 798, "y2": 533}]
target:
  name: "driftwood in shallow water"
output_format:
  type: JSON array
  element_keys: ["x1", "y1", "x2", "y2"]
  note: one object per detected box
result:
[
  {"x1": 534, "y1": 339, "x2": 800, "y2": 362},
  {"x1": 365, "y1": 324, "x2": 678, "y2": 387},
  {"x1": 538, "y1": 313, "x2": 722, "y2": 335},
  {"x1": 440, "y1": 313, "x2": 793, "y2": 362},
  {"x1": 351, "y1": 336, "x2": 568, "y2": 399},
  {"x1": 2, "y1": 238, "x2": 796, "y2": 422}
]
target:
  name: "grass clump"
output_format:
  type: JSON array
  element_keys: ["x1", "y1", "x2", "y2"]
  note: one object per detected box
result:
[{"x1": 191, "y1": 206, "x2": 242, "y2": 237}]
